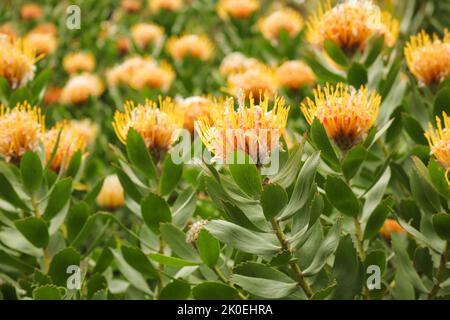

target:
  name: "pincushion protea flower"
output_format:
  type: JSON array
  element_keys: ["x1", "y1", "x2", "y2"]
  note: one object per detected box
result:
[
  {"x1": 425, "y1": 112, "x2": 450, "y2": 184},
  {"x1": 195, "y1": 94, "x2": 289, "y2": 165},
  {"x1": 63, "y1": 52, "x2": 96, "y2": 75},
  {"x1": 113, "y1": 98, "x2": 183, "y2": 160},
  {"x1": 131, "y1": 23, "x2": 164, "y2": 50},
  {"x1": 405, "y1": 29, "x2": 450, "y2": 86},
  {"x1": 226, "y1": 64, "x2": 278, "y2": 100},
  {"x1": 176, "y1": 96, "x2": 212, "y2": 135},
  {"x1": 121, "y1": 0, "x2": 142, "y2": 13},
  {"x1": 60, "y1": 73, "x2": 104, "y2": 105},
  {"x1": 0, "y1": 36, "x2": 40, "y2": 89},
  {"x1": 306, "y1": 0, "x2": 399, "y2": 53},
  {"x1": 379, "y1": 219, "x2": 405, "y2": 239},
  {"x1": 96, "y1": 174, "x2": 125, "y2": 209},
  {"x1": 217, "y1": 0, "x2": 260, "y2": 20},
  {"x1": 166, "y1": 34, "x2": 214, "y2": 61},
  {"x1": 20, "y1": 3, "x2": 43, "y2": 21},
  {"x1": 276, "y1": 60, "x2": 315, "y2": 90},
  {"x1": 68, "y1": 119, "x2": 98, "y2": 146},
  {"x1": 301, "y1": 83, "x2": 381, "y2": 150},
  {"x1": 219, "y1": 52, "x2": 262, "y2": 77},
  {"x1": 43, "y1": 86, "x2": 62, "y2": 105},
  {"x1": 45, "y1": 121, "x2": 88, "y2": 172},
  {"x1": 24, "y1": 31, "x2": 57, "y2": 57},
  {"x1": 149, "y1": 0, "x2": 182, "y2": 12},
  {"x1": 258, "y1": 7, "x2": 303, "y2": 41},
  {"x1": 0, "y1": 102, "x2": 44, "y2": 163}
]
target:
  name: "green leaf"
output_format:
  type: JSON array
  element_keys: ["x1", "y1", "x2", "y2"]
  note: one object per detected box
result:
[
  {"x1": 65, "y1": 150, "x2": 82, "y2": 178},
  {"x1": 310, "y1": 119, "x2": 340, "y2": 171},
  {"x1": 332, "y1": 235, "x2": 360, "y2": 299},
  {"x1": 147, "y1": 253, "x2": 200, "y2": 267},
  {"x1": 205, "y1": 220, "x2": 280, "y2": 257},
  {"x1": 324, "y1": 39, "x2": 349, "y2": 67},
  {"x1": 172, "y1": 187, "x2": 197, "y2": 228},
  {"x1": 325, "y1": 177, "x2": 360, "y2": 217},
  {"x1": 110, "y1": 248, "x2": 152, "y2": 294},
  {"x1": 159, "y1": 279, "x2": 191, "y2": 300},
  {"x1": 302, "y1": 219, "x2": 342, "y2": 276},
  {"x1": 402, "y1": 113, "x2": 427, "y2": 145},
  {"x1": 121, "y1": 245, "x2": 159, "y2": 279},
  {"x1": 428, "y1": 159, "x2": 450, "y2": 199},
  {"x1": 32, "y1": 285, "x2": 63, "y2": 300},
  {"x1": 231, "y1": 274, "x2": 297, "y2": 299},
  {"x1": 159, "y1": 154, "x2": 183, "y2": 195},
  {"x1": 347, "y1": 63, "x2": 368, "y2": 87},
  {"x1": 363, "y1": 200, "x2": 391, "y2": 240},
  {"x1": 270, "y1": 142, "x2": 304, "y2": 188},
  {"x1": 234, "y1": 261, "x2": 295, "y2": 283},
  {"x1": 66, "y1": 202, "x2": 90, "y2": 243},
  {"x1": 43, "y1": 178, "x2": 72, "y2": 221},
  {"x1": 361, "y1": 167, "x2": 391, "y2": 222},
  {"x1": 260, "y1": 184, "x2": 288, "y2": 221},
  {"x1": 303, "y1": 55, "x2": 346, "y2": 83},
  {"x1": 365, "y1": 250, "x2": 386, "y2": 276},
  {"x1": 14, "y1": 217, "x2": 49, "y2": 249},
  {"x1": 126, "y1": 128, "x2": 156, "y2": 180},
  {"x1": 197, "y1": 229, "x2": 220, "y2": 268},
  {"x1": 342, "y1": 144, "x2": 367, "y2": 180},
  {"x1": 365, "y1": 35, "x2": 384, "y2": 67},
  {"x1": 160, "y1": 223, "x2": 200, "y2": 261},
  {"x1": 20, "y1": 151, "x2": 43, "y2": 194},
  {"x1": 434, "y1": 87, "x2": 450, "y2": 118},
  {"x1": 0, "y1": 173, "x2": 28, "y2": 210},
  {"x1": 87, "y1": 274, "x2": 107, "y2": 300},
  {"x1": 432, "y1": 213, "x2": 450, "y2": 241},
  {"x1": 48, "y1": 247, "x2": 81, "y2": 286},
  {"x1": 228, "y1": 151, "x2": 262, "y2": 198},
  {"x1": 141, "y1": 192, "x2": 171, "y2": 233},
  {"x1": 192, "y1": 282, "x2": 239, "y2": 300}
]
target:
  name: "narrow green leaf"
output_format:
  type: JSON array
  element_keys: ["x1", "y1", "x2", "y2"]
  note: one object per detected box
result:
[
  {"x1": 325, "y1": 177, "x2": 360, "y2": 217},
  {"x1": 126, "y1": 128, "x2": 156, "y2": 180},
  {"x1": 159, "y1": 154, "x2": 183, "y2": 196},
  {"x1": 311, "y1": 119, "x2": 340, "y2": 171},
  {"x1": 324, "y1": 39, "x2": 349, "y2": 67},
  {"x1": 20, "y1": 152, "x2": 43, "y2": 194}
]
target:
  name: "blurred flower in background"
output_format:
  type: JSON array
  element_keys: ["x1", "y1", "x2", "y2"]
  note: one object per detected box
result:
[
  {"x1": 166, "y1": 34, "x2": 214, "y2": 61},
  {"x1": 176, "y1": 95, "x2": 212, "y2": 135},
  {"x1": 149, "y1": 0, "x2": 183, "y2": 13},
  {"x1": 131, "y1": 23, "x2": 165, "y2": 50},
  {"x1": 219, "y1": 52, "x2": 262, "y2": 77},
  {"x1": 121, "y1": 0, "x2": 142, "y2": 14},
  {"x1": 217, "y1": 0, "x2": 260, "y2": 20},
  {"x1": 96, "y1": 174, "x2": 125, "y2": 209},
  {"x1": 276, "y1": 60, "x2": 315, "y2": 90},
  {"x1": 63, "y1": 52, "x2": 96, "y2": 75},
  {"x1": 60, "y1": 73, "x2": 104, "y2": 105},
  {"x1": 20, "y1": 2, "x2": 43, "y2": 21},
  {"x1": 258, "y1": 6, "x2": 303, "y2": 42}
]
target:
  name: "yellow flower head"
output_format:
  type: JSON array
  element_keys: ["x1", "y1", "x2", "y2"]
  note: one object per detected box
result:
[
  {"x1": 96, "y1": 174, "x2": 125, "y2": 209},
  {"x1": 45, "y1": 121, "x2": 88, "y2": 172},
  {"x1": 149, "y1": 0, "x2": 183, "y2": 12},
  {"x1": 219, "y1": 52, "x2": 263, "y2": 77},
  {"x1": 425, "y1": 112, "x2": 450, "y2": 183},
  {"x1": 113, "y1": 98, "x2": 183, "y2": 157},
  {"x1": 21, "y1": 3, "x2": 43, "y2": 21},
  {"x1": 0, "y1": 36, "x2": 40, "y2": 89},
  {"x1": 131, "y1": 23, "x2": 164, "y2": 49},
  {"x1": 301, "y1": 83, "x2": 381, "y2": 150},
  {"x1": 176, "y1": 96, "x2": 212, "y2": 135},
  {"x1": 68, "y1": 119, "x2": 98, "y2": 146},
  {"x1": 0, "y1": 102, "x2": 44, "y2": 163},
  {"x1": 63, "y1": 52, "x2": 96, "y2": 75},
  {"x1": 195, "y1": 94, "x2": 290, "y2": 165},
  {"x1": 60, "y1": 73, "x2": 104, "y2": 105},
  {"x1": 217, "y1": 0, "x2": 260, "y2": 20},
  {"x1": 226, "y1": 64, "x2": 278, "y2": 100},
  {"x1": 276, "y1": 60, "x2": 315, "y2": 90},
  {"x1": 258, "y1": 7, "x2": 303, "y2": 41},
  {"x1": 166, "y1": 34, "x2": 214, "y2": 61},
  {"x1": 405, "y1": 29, "x2": 450, "y2": 86},
  {"x1": 306, "y1": 0, "x2": 398, "y2": 53},
  {"x1": 24, "y1": 31, "x2": 57, "y2": 57},
  {"x1": 129, "y1": 60, "x2": 175, "y2": 91}
]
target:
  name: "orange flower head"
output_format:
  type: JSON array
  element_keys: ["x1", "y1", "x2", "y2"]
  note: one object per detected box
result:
[
  {"x1": 405, "y1": 29, "x2": 450, "y2": 86},
  {"x1": 131, "y1": 23, "x2": 164, "y2": 49},
  {"x1": 60, "y1": 73, "x2": 104, "y2": 105},
  {"x1": 166, "y1": 34, "x2": 214, "y2": 61},
  {"x1": 226, "y1": 64, "x2": 278, "y2": 100},
  {"x1": 379, "y1": 219, "x2": 405, "y2": 239},
  {"x1": 45, "y1": 121, "x2": 88, "y2": 172},
  {"x1": 219, "y1": 52, "x2": 263, "y2": 77},
  {"x1": 301, "y1": 83, "x2": 381, "y2": 150},
  {"x1": 0, "y1": 102, "x2": 44, "y2": 163},
  {"x1": 121, "y1": 0, "x2": 142, "y2": 13},
  {"x1": 195, "y1": 94, "x2": 289, "y2": 165},
  {"x1": 306, "y1": 0, "x2": 398, "y2": 53},
  {"x1": 43, "y1": 86, "x2": 62, "y2": 105},
  {"x1": 177, "y1": 96, "x2": 212, "y2": 135},
  {"x1": 217, "y1": 0, "x2": 260, "y2": 19},
  {"x1": 0, "y1": 36, "x2": 40, "y2": 89},
  {"x1": 0, "y1": 24, "x2": 16, "y2": 39},
  {"x1": 113, "y1": 98, "x2": 183, "y2": 157},
  {"x1": 425, "y1": 112, "x2": 450, "y2": 184},
  {"x1": 68, "y1": 119, "x2": 98, "y2": 146},
  {"x1": 149, "y1": 0, "x2": 183, "y2": 12},
  {"x1": 276, "y1": 60, "x2": 315, "y2": 90},
  {"x1": 63, "y1": 52, "x2": 96, "y2": 75},
  {"x1": 96, "y1": 174, "x2": 125, "y2": 209},
  {"x1": 20, "y1": 3, "x2": 43, "y2": 21},
  {"x1": 258, "y1": 7, "x2": 303, "y2": 41},
  {"x1": 24, "y1": 31, "x2": 57, "y2": 56}
]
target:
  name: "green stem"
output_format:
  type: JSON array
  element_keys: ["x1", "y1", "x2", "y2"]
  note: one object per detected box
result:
[
  {"x1": 213, "y1": 266, "x2": 247, "y2": 300},
  {"x1": 353, "y1": 218, "x2": 366, "y2": 262},
  {"x1": 270, "y1": 218, "x2": 313, "y2": 299},
  {"x1": 31, "y1": 194, "x2": 50, "y2": 272},
  {"x1": 428, "y1": 241, "x2": 450, "y2": 300}
]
